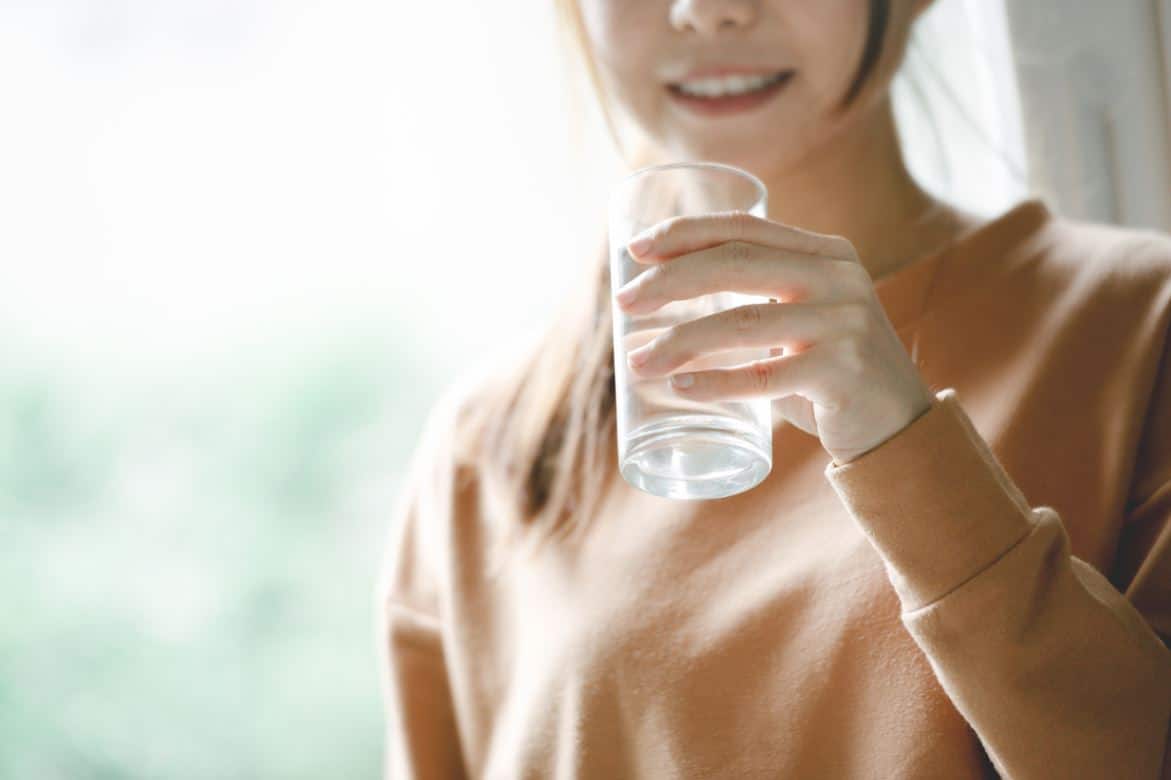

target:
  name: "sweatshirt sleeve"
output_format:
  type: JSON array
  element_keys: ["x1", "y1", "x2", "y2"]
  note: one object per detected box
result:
[
  {"x1": 823, "y1": 387, "x2": 1171, "y2": 779},
  {"x1": 375, "y1": 395, "x2": 469, "y2": 780}
]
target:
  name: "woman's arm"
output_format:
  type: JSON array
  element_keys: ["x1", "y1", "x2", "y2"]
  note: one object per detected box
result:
[
  {"x1": 824, "y1": 387, "x2": 1171, "y2": 779},
  {"x1": 379, "y1": 599, "x2": 466, "y2": 779},
  {"x1": 376, "y1": 398, "x2": 469, "y2": 779}
]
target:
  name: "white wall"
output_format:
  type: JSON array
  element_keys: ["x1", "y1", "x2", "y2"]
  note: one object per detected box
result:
[
  {"x1": 1005, "y1": 0, "x2": 1171, "y2": 230},
  {"x1": 894, "y1": 0, "x2": 1029, "y2": 219}
]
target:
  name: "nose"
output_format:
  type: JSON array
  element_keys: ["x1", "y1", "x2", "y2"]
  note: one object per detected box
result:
[{"x1": 669, "y1": 0, "x2": 758, "y2": 35}]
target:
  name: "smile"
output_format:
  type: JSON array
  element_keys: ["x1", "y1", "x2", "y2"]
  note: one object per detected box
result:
[{"x1": 665, "y1": 70, "x2": 795, "y2": 117}]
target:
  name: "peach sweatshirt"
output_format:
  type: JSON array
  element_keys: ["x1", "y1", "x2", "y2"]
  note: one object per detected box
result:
[{"x1": 378, "y1": 199, "x2": 1171, "y2": 779}]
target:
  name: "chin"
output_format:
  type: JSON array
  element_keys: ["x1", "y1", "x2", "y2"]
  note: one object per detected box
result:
[{"x1": 662, "y1": 134, "x2": 786, "y2": 181}]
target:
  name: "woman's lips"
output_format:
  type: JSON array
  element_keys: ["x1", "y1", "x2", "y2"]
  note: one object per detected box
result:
[{"x1": 665, "y1": 71, "x2": 795, "y2": 117}]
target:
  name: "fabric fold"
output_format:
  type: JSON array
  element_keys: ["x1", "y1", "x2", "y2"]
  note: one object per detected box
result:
[{"x1": 823, "y1": 388, "x2": 1035, "y2": 612}]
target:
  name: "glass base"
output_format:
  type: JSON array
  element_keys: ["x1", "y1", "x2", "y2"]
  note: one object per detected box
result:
[{"x1": 619, "y1": 413, "x2": 772, "y2": 500}]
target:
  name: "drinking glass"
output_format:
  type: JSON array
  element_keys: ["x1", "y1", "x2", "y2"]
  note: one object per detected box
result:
[{"x1": 609, "y1": 161, "x2": 772, "y2": 500}]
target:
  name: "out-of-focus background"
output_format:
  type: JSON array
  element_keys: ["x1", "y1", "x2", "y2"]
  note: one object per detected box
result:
[{"x1": 2, "y1": 0, "x2": 1167, "y2": 776}]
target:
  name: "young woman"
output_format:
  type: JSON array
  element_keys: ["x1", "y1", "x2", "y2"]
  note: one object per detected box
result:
[{"x1": 378, "y1": 1, "x2": 1171, "y2": 777}]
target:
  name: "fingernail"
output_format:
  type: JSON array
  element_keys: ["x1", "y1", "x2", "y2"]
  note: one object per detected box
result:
[
  {"x1": 627, "y1": 235, "x2": 654, "y2": 257},
  {"x1": 670, "y1": 373, "x2": 694, "y2": 389},
  {"x1": 627, "y1": 348, "x2": 650, "y2": 367},
  {"x1": 615, "y1": 285, "x2": 638, "y2": 305}
]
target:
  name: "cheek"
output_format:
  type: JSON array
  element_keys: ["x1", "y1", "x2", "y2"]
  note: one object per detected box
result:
[
  {"x1": 578, "y1": 0, "x2": 669, "y2": 119},
  {"x1": 783, "y1": 0, "x2": 871, "y2": 109},
  {"x1": 580, "y1": 1, "x2": 649, "y2": 72}
]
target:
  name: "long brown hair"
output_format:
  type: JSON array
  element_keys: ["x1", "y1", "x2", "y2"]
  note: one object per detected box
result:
[{"x1": 457, "y1": 0, "x2": 895, "y2": 567}]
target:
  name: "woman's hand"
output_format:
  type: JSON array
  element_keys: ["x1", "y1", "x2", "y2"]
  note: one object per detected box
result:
[{"x1": 613, "y1": 211, "x2": 934, "y2": 466}]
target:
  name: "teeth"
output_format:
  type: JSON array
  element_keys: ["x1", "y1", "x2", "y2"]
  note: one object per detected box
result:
[{"x1": 676, "y1": 72, "x2": 783, "y2": 98}]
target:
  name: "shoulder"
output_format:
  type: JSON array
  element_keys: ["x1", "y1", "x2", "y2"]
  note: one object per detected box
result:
[
  {"x1": 1031, "y1": 214, "x2": 1171, "y2": 454},
  {"x1": 955, "y1": 201, "x2": 1171, "y2": 335},
  {"x1": 409, "y1": 376, "x2": 485, "y2": 485},
  {"x1": 390, "y1": 377, "x2": 490, "y2": 568},
  {"x1": 400, "y1": 367, "x2": 492, "y2": 495},
  {"x1": 1025, "y1": 214, "x2": 1171, "y2": 390},
  {"x1": 934, "y1": 198, "x2": 1171, "y2": 335},
  {"x1": 409, "y1": 335, "x2": 540, "y2": 483},
  {"x1": 1039, "y1": 210, "x2": 1171, "y2": 299},
  {"x1": 397, "y1": 352, "x2": 536, "y2": 580}
]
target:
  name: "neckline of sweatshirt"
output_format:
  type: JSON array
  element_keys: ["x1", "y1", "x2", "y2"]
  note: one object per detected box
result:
[{"x1": 872, "y1": 197, "x2": 1053, "y2": 332}]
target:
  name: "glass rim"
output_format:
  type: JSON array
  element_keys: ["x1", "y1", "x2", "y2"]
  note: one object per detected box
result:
[{"x1": 609, "y1": 160, "x2": 767, "y2": 212}]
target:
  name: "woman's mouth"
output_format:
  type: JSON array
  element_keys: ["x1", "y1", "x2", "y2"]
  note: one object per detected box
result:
[{"x1": 665, "y1": 70, "x2": 795, "y2": 117}]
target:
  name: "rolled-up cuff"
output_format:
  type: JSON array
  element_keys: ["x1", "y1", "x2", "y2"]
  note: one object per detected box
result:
[{"x1": 823, "y1": 388, "x2": 1035, "y2": 613}]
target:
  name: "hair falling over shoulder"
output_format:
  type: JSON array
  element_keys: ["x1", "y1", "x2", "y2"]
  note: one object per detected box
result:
[{"x1": 454, "y1": 232, "x2": 620, "y2": 574}]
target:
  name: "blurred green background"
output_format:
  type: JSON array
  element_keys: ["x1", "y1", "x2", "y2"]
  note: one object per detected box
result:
[
  {"x1": 0, "y1": 324, "x2": 448, "y2": 778},
  {"x1": 0, "y1": 1, "x2": 590, "y2": 775}
]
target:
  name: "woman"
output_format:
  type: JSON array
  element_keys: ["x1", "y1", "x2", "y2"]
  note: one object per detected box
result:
[{"x1": 378, "y1": 0, "x2": 1171, "y2": 777}]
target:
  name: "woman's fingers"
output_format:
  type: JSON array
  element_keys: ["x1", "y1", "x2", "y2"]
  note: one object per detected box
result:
[
  {"x1": 614, "y1": 242, "x2": 863, "y2": 314},
  {"x1": 626, "y1": 210, "x2": 854, "y2": 263},
  {"x1": 626, "y1": 301, "x2": 866, "y2": 377},
  {"x1": 665, "y1": 341, "x2": 843, "y2": 406}
]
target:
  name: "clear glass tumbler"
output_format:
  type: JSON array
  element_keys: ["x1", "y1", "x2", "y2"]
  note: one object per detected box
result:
[{"x1": 609, "y1": 161, "x2": 772, "y2": 500}]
